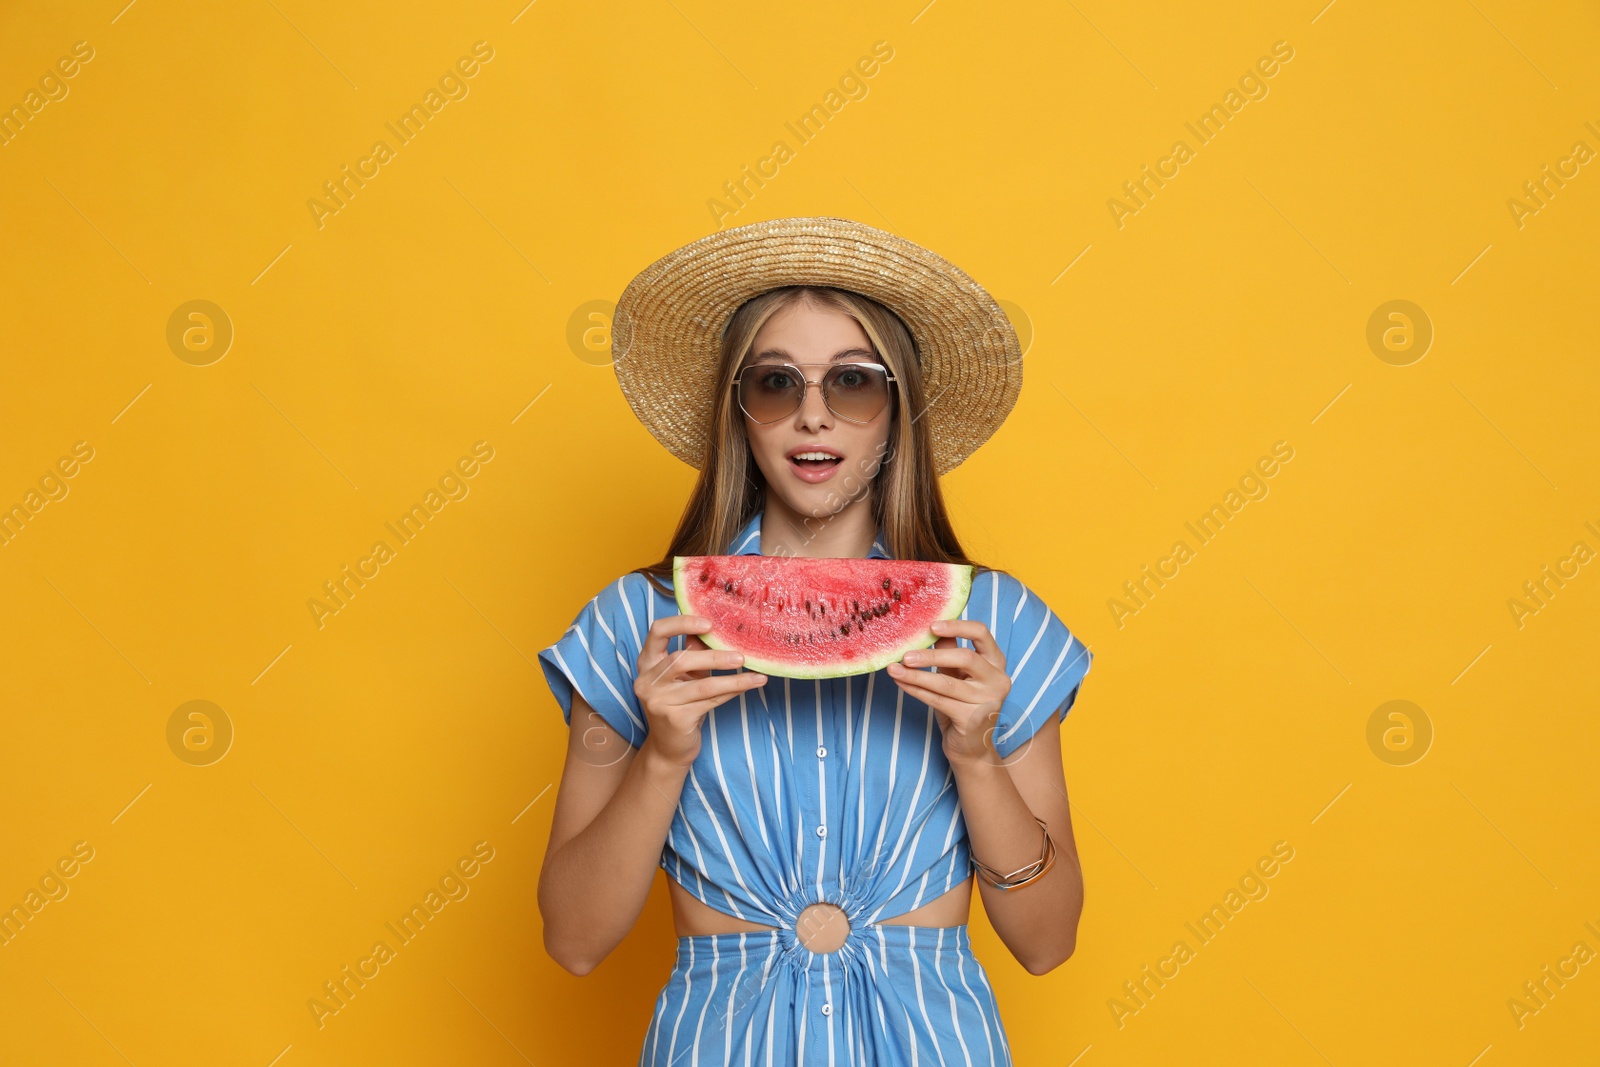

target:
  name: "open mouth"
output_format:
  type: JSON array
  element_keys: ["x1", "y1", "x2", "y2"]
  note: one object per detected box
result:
[{"x1": 787, "y1": 449, "x2": 843, "y2": 482}]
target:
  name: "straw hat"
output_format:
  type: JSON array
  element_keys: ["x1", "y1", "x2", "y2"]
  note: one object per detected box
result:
[{"x1": 611, "y1": 216, "x2": 1023, "y2": 476}]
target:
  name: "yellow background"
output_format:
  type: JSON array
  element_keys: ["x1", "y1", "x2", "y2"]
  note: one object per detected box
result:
[{"x1": 2, "y1": 0, "x2": 1597, "y2": 1063}]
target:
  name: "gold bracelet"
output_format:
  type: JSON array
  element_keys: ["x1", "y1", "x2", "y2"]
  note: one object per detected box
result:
[
  {"x1": 972, "y1": 820, "x2": 1054, "y2": 890},
  {"x1": 971, "y1": 816, "x2": 1057, "y2": 892},
  {"x1": 987, "y1": 834, "x2": 1056, "y2": 892}
]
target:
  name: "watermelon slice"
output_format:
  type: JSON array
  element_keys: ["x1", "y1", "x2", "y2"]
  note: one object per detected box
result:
[{"x1": 672, "y1": 554, "x2": 974, "y2": 679}]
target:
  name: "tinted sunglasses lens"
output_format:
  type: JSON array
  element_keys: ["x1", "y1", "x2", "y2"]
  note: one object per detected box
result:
[
  {"x1": 740, "y1": 365, "x2": 802, "y2": 422},
  {"x1": 825, "y1": 364, "x2": 889, "y2": 421},
  {"x1": 737, "y1": 364, "x2": 891, "y2": 423}
]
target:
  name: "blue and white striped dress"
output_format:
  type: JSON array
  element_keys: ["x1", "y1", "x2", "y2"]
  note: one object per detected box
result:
[{"x1": 539, "y1": 510, "x2": 1094, "y2": 1065}]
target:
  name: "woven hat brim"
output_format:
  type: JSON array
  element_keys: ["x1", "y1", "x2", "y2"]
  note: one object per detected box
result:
[{"x1": 612, "y1": 216, "x2": 1022, "y2": 476}]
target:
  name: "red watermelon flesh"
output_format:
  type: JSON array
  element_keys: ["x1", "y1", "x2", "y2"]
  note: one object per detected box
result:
[{"x1": 673, "y1": 554, "x2": 974, "y2": 679}]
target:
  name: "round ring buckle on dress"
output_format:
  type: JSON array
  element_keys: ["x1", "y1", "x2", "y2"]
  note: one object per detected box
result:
[{"x1": 794, "y1": 901, "x2": 851, "y2": 954}]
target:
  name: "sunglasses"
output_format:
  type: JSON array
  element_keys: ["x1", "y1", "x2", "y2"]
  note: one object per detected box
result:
[{"x1": 733, "y1": 361, "x2": 898, "y2": 425}]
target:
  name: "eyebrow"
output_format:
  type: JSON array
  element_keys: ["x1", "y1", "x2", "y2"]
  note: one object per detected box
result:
[{"x1": 749, "y1": 347, "x2": 876, "y2": 364}]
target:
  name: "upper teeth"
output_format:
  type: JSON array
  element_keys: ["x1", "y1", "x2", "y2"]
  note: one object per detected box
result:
[{"x1": 794, "y1": 452, "x2": 836, "y2": 461}]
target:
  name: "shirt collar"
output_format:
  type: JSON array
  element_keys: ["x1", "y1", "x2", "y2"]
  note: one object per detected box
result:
[{"x1": 730, "y1": 510, "x2": 892, "y2": 559}]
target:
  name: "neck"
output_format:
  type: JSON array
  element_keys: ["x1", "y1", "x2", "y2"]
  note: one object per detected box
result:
[{"x1": 760, "y1": 493, "x2": 877, "y2": 558}]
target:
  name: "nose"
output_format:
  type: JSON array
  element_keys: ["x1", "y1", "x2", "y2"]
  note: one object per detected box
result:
[{"x1": 793, "y1": 373, "x2": 834, "y2": 432}]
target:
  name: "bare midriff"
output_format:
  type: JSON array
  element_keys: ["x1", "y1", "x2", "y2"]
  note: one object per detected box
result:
[{"x1": 670, "y1": 873, "x2": 973, "y2": 951}]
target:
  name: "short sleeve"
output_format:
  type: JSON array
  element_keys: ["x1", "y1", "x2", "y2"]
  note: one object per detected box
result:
[
  {"x1": 968, "y1": 571, "x2": 1094, "y2": 760},
  {"x1": 537, "y1": 573, "x2": 655, "y2": 750}
]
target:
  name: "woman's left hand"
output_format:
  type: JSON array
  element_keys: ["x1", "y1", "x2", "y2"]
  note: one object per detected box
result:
[{"x1": 886, "y1": 618, "x2": 1011, "y2": 765}]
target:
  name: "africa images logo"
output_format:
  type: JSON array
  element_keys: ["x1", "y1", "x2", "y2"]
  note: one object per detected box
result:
[
  {"x1": 306, "y1": 42, "x2": 496, "y2": 230},
  {"x1": 1106, "y1": 40, "x2": 1296, "y2": 229},
  {"x1": 307, "y1": 842, "x2": 495, "y2": 1029}
]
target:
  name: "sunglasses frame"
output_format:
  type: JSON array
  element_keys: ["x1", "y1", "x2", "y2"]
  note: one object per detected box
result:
[{"x1": 732, "y1": 361, "x2": 900, "y2": 425}]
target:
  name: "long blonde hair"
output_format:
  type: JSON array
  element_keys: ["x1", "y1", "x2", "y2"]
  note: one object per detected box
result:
[{"x1": 636, "y1": 285, "x2": 990, "y2": 596}]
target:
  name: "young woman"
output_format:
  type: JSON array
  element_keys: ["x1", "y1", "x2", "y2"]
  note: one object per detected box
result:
[{"x1": 537, "y1": 217, "x2": 1094, "y2": 1065}]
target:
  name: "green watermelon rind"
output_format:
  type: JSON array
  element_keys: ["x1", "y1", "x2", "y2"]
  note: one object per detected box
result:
[{"x1": 672, "y1": 555, "x2": 974, "y2": 680}]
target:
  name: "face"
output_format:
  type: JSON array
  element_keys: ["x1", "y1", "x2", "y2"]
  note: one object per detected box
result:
[{"x1": 739, "y1": 299, "x2": 893, "y2": 520}]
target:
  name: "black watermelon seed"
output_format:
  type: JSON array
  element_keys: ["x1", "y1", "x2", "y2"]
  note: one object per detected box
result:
[
  {"x1": 724, "y1": 581, "x2": 733, "y2": 593},
  {"x1": 840, "y1": 624, "x2": 850, "y2": 636},
  {"x1": 893, "y1": 590, "x2": 901, "y2": 601},
  {"x1": 882, "y1": 578, "x2": 891, "y2": 590}
]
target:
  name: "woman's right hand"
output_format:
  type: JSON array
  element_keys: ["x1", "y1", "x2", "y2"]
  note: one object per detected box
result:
[{"x1": 635, "y1": 615, "x2": 768, "y2": 767}]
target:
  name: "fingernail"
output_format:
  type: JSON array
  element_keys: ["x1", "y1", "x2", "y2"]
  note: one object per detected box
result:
[
  {"x1": 887, "y1": 662, "x2": 903, "y2": 673},
  {"x1": 930, "y1": 620, "x2": 946, "y2": 631},
  {"x1": 901, "y1": 652, "x2": 921, "y2": 666}
]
